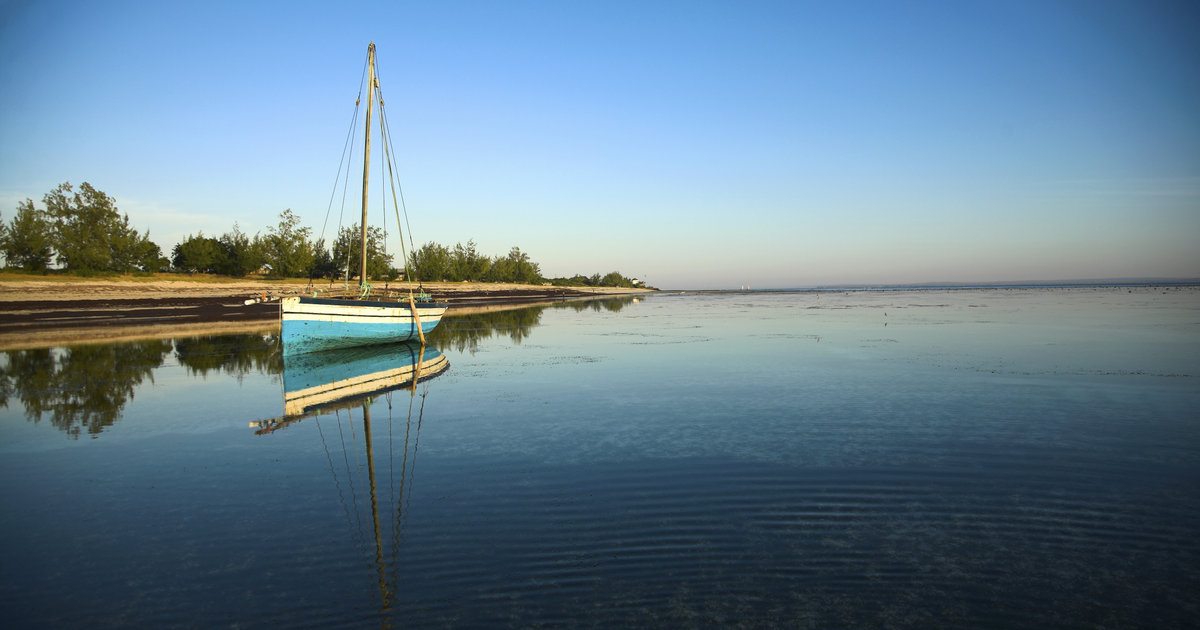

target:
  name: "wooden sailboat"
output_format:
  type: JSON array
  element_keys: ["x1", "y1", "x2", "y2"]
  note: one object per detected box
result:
[{"x1": 281, "y1": 42, "x2": 447, "y2": 356}]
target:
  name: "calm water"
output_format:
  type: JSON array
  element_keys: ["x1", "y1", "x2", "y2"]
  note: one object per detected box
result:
[{"x1": 1, "y1": 287, "x2": 1198, "y2": 628}]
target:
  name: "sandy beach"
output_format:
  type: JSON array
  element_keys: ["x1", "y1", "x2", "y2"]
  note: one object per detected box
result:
[{"x1": 0, "y1": 274, "x2": 654, "y2": 349}]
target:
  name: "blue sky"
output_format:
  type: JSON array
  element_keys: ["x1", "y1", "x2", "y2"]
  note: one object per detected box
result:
[{"x1": 1, "y1": 0, "x2": 1196, "y2": 288}]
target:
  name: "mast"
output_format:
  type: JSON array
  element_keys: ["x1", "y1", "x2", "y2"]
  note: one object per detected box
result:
[{"x1": 360, "y1": 42, "x2": 376, "y2": 288}]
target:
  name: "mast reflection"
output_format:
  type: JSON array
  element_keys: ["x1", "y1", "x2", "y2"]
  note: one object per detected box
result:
[{"x1": 251, "y1": 340, "x2": 448, "y2": 620}]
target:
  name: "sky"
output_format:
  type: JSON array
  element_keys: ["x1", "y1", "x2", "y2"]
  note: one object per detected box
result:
[{"x1": 0, "y1": 0, "x2": 1197, "y2": 289}]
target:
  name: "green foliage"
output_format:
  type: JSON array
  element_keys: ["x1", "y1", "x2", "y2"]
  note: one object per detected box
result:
[
  {"x1": 599, "y1": 271, "x2": 634, "y2": 288},
  {"x1": 309, "y1": 239, "x2": 339, "y2": 279},
  {"x1": 409, "y1": 241, "x2": 562, "y2": 285},
  {"x1": 547, "y1": 275, "x2": 593, "y2": 287},
  {"x1": 260, "y1": 209, "x2": 315, "y2": 278},
  {"x1": 449, "y1": 240, "x2": 491, "y2": 281},
  {"x1": 43, "y1": 182, "x2": 162, "y2": 272},
  {"x1": 172, "y1": 232, "x2": 223, "y2": 273},
  {"x1": 412, "y1": 239, "x2": 518, "y2": 283},
  {"x1": 171, "y1": 223, "x2": 264, "y2": 276},
  {"x1": 546, "y1": 271, "x2": 635, "y2": 288},
  {"x1": 410, "y1": 241, "x2": 451, "y2": 282},
  {"x1": 483, "y1": 247, "x2": 542, "y2": 284},
  {"x1": 1, "y1": 199, "x2": 53, "y2": 271},
  {"x1": 217, "y1": 223, "x2": 262, "y2": 277},
  {"x1": 332, "y1": 224, "x2": 393, "y2": 280}
]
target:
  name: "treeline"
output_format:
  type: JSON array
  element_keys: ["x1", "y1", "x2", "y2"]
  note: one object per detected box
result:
[
  {"x1": 170, "y1": 210, "x2": 399, "y2": 280},
  {"x1": 0, "y1": 182, "x2": 167, "y2": 273},
  {"x1": 409, "y1": 240, "x2": 641, "y2": 288},
  {"x1": 409, "y1": 241, "x2": 541, "y2": 284},
  {"x1": 2, "y1": 182, "x2": 643, "y2": 287},
  {"x1": 545, "y1": 272, "x2": 640, "y2": 288},
  {"x1": 0, "y1": 182, "x2": 399, "y2": 280}
]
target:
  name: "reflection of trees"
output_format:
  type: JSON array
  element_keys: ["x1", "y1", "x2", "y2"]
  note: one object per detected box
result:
[
  {"x1": 558, "y1": 297, "x2": 635, "y2": 313},
  {"x1": 173, "y1": 333, "x2": 282, "y2": 378},
  {"x1": 0, "y1": 340, "x2": 172, "y2": 439},
  {"x1": 0, "y1": 333, "x2": 285, "y2": 440},
  {"x1": 428, "y1": 306, "x2": 545, "y2": 354},
  {"x1": 428, "y1": 296, "x2": 637, "y2": 354}
]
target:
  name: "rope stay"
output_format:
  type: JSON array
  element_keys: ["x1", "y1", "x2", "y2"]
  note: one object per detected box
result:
[
  {"x1": 375, "y1": 54, "x2": 423, "y2": 298},
  {"x1": 318, "y1": 50, "x2": 371, "y2": 294},
  {"x1": 316, "y1": 44, "x2": 428, "y2": 300},
  {"x1": 375, "y1": 87, "x2": 415, "y2": 296}
]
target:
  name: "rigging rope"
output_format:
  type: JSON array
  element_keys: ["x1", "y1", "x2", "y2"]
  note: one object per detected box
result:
[
  {"x1": 318, "y1": 102, "x2": 360, "y2": 250},
  {"x1": 379, "y1": 102, "x2": 417, "y2": 261},
  {"x1": 373, "y1": 53, "x2": 420, "y2": 293},
  {"x1": 318, "y1": 46, "x2": 429, "y2": 297},
  {"x1": 320, "y1": 48, "x2": 372, "y2": 292},
  {"x1": 384, "y1": 109, "x2": 422, "y2": 295},
  {"x1": 335, "y1": 409, "x2": 369, "y2": 555},
  {"x1": 376, "y1": 88, "x2": 416, "y2": 296},
  {"x1": 317, "y1": 414, "x2": 363, "y2": 558}
]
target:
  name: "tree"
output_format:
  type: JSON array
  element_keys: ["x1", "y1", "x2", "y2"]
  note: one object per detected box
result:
[
  {"x1": 483, "y1": 247, "x2": 541, "y2": 284},
  {"x1": 484, "y1": 255, "x2": 513, "y2": 283},
  {"x1": 131, "y1": 237, "x2": 169, "y2": 272},
  {"x1": 172, "y1": 223, "x2": 264, "y2": 276},
  {"x1": 260, "y1": 209, "x2": 314, "y2": 278},
  {"x1": 216, "y1": 223, "x2": 262, "y2": 277},
  {"x1": 172, "y1": 233, "x2": 223, "y2": 273},
  {"x1": 449, "y1": 240, "x2": 490, "y2": 282},
  {"x1": 331, "y1": 224, "x2": 393, "y2": 280},
  {"x1": 43, "y1": 182, "x2": 162, "y2": 272},
  {"x1": 309, "y1": 239, "x2": 339, "y2": 279},
  {"x1": 599, "y1": 271, "x2": 633, "y2": 288},
  {"x1": 410, "y1": 241, "x2": 451, "y2": 282},
  {"x1": 1, "y1": 199, "x2": 53, "y2": 271}
]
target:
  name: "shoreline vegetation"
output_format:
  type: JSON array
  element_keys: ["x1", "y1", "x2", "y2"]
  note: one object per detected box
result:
[
  {"x1": 0, "y1": 181, "x2": 657, "y2": 348},
  {"x1": 1, "y1": 182, "x2": 651, "y2": 290}
]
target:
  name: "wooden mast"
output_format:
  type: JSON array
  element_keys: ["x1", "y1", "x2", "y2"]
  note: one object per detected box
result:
[{"x1": 360, "y1": 42, "x2": 376, "y2": 289}]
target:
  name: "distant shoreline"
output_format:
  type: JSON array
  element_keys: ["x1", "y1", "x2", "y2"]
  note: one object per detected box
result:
[{"x1": 671, "y1": 280, "x2": 1200, "y2": 292}]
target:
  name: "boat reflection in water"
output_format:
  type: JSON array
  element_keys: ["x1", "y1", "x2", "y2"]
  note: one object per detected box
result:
[
  {"x1": 251, "y1": 341, "x2": 448, "y2": 433},
  {"x1": 250, "y1": 340, "x2": 448, "y2": 617}
]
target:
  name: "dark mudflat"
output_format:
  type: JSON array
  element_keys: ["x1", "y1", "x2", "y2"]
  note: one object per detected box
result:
[
  {"x1": 0, "y1": 297, "x2": 279, "y2": 333},
  {"x1": 0, "y1": 287, "x2": 621, "y2": 335}
]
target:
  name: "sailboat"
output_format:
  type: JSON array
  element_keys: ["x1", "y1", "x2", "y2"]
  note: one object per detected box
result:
[{"x1": 281, "y1": 42, "x2": 447, "y2": 356}]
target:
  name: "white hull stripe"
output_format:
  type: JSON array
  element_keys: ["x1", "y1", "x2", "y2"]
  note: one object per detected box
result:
[
  {"x1": 283, "y1": 312, "x2": 444, "y2": 326},
  {"x1": 283, "y1": 302, "x2": 447, "y2": 319},
  {"x1": 284, "y1": 356, "x2": 449, "y2": 416}
]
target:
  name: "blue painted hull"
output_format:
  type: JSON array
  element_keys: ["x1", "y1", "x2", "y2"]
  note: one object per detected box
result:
[
  {"x1": 280, "y1": 296, "x2": 447, "y2": 355},
  {"x1": 280, "y1": 341, "x2": 449, "y2": 416}
]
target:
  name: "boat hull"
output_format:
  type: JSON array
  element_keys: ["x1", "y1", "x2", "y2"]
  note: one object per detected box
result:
[
  {"x1": 281, "y1": 296, "x2": 447, "y2": 355},
  {"x1": 281, "y1": 342, "x2": 449, "y2": 416}
]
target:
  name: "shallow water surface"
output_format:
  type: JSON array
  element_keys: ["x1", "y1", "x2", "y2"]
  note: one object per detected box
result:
[{"x1": 1, "y1": 287, "x2": 1198, "y2": 628}]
